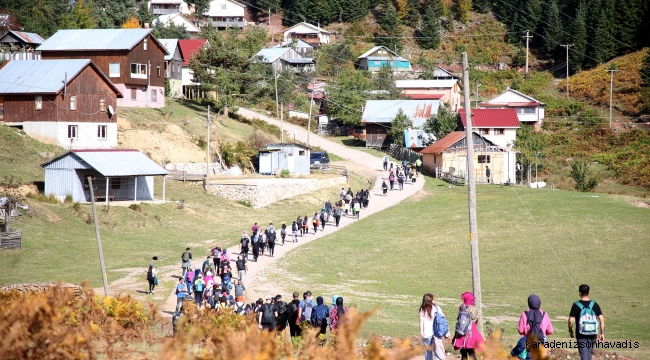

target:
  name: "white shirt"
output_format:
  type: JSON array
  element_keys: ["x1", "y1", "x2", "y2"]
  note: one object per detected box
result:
[{"x1": 419, "y1": 306, "x2": 443, "y2": 338}]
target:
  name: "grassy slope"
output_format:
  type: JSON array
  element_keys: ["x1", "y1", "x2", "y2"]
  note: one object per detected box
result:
[
  {"x1": 0, "y1": 126, "x2": 63, "y2": 183},
  {"x1": 267, "y1": 178, "x2": 650, "y2": 356}
]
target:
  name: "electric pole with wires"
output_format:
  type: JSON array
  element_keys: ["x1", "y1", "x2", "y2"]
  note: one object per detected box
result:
[
  {"x1": 606, "y1": 66, "x2": 620, "y2": 128},
  {"x1": 560, "y1": 45, "x2": 573, "y2": 98},
  {"x1": 523, "y1": 30, "x2": 533, "y2": 74}
]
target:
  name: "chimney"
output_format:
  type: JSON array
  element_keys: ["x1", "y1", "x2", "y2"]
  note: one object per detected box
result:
[{"x1": 144, "y1": 22, "x2": 149, "y2": 29}]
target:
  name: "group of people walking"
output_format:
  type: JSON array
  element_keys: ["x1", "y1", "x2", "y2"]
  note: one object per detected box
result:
[
  {"x1": 382, "y1": 155, "x2": 421, "y2": 194},
  {"x1": 419, "y1": 284, "x2": 605, "y2": 360}
]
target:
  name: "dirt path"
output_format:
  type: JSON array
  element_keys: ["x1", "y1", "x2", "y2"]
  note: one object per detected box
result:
[{"x1": 159, "y1": 109, "x2": 425, "y2": 316}]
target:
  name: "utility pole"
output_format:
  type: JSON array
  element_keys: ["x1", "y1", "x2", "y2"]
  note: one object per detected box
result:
[
  {"x1": 274, "y1": 71, "x2": 279, "y2": 119},
  {"x1": 462, "y1": 52, "x2": 483, "y2": 333},
  {"x1": 307, "y1": 78, "x2": 315, "y2": 148},
  {"x1": 206, "y1": 105, "x2": 211, "y2": 180},
  {"x1": 560, "y1": 45, "x2": 573, "y2": 98},
  {"x1": 606, "y1": 67, "x2": 619, "y2": 128},
  {"x1": 268, "y1": 8, "x2": 271, "y2": 26},
  {"x1": 523, "y1": 30, "x2": 533, "y2": 74},
  {"x1": 475, "y1": 81, "x2": 481, "y2": 106},
  {"x1": 280, "y1": 102, "x2": 284, "y2": 143},
  {"x1": 87, "y1": 176, "x2": 109, "y2": 297}
]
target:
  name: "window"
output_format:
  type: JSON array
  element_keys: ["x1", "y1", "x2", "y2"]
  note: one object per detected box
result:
[
  {"x1": 68, "y1": 125, "x2": 78, "y2": 139},
  {"x1": 494, "y1": 128, "x2": 505, "y2": 135},
  {"x1": 131, "y1": 88, "x2": 137, "y2": 100},
  {"x1": 516, "y1": 107, "x2": 536, "y2": 114},
  {"x1": 130, "y1": 63, "x2": 147, "y2": 79},
  {"x1": 35, "y1": 95, "x2": 42, "y2": 110},
  {"x1": 111, "y1": 177, "x2": 121, "y2": 190},
  {"x1": 299, "y1": 150, "x2": 305, "y2": 156},
  {"x1": 97, "y1": 125, "x2": 107, "y2": 139},
  {"x1": 109, "y1": 63, "x2": 120, "y2": 77},
  {"x1": 157, "y1": 65, "x2": 161, "y2": 77},
  {"x1": 479, "y1": 128, "x2": 489, "y2": 135},
  {"x1": 0, "y1": 96, "x2": 4, "y2": 120},
  {"x1": 144, "y1": 38, "x2": 148, "y2": 50},
  {"x1": 220, "y1": 4, "x2": 226, "y2": 9},
  {"x1": 164, "y1": 61, "x2": 168, "y2": 71},
  {"x1": 434, "y1": 155, "x2": 437, "y2": 163},
  {"x1": 69, "y1": 96, "x2": 77, "y2": 110},
  {"x1": 99, "y1": 96, "x2": 106, "y2": 112},
  {"x1": 151, "y1": 89, "x2": 157, "y2": 102},
  {"x1": 478, "y1": 155, "x2": 491, "y2": 163}
]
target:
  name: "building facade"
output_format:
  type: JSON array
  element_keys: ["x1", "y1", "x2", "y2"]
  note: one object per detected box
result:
[
  {"x1": 357, "y1": 46, "x2": 411, "y2": 73},
  {"x1": 395, "y1": 79, "x2": 461, "y2": 112},
  {"x1": 0, "y1": 31, "x2": 45, "y2": 60},
  {"x1": 478, "y1": 88, "x2": 545, "y2": 130},
  {"x1": 201, "y1": 0, "x2": 247, "y2": 29},
  {"x1": 459, "y1": 108, "x2": 520, "y2": 149},
  {"x1": 282, "y1": 22, "x2": 330, "y2": 48}
]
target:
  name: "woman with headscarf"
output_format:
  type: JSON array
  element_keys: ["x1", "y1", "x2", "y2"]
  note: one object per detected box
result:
[
  {"x1": 517, "y1": 294, "x2": 553, "y2": 358},
  {"x1": 330, "y1": 296, "x2": 349, "y2": 331},
  {"x1": 312, "y1": 296, "x2": 330, "y2": 335},
  {"x1": 452, "y1": 292, "x2": 484, "y2": 360},
  {"x1": 146, "y1": 263, "x2": 157, "y2": 294}
]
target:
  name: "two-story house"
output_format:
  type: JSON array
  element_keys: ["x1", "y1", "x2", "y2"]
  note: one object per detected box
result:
[
  {"x1": 459, "y1": 108, "x2": 520, "y2": 149},
  {"x1": 395, "y1": 79, "x2": 461, "y2": 111},
  {"x1": 357, "y1": 46, "x2": 411, "y2": 73},
  {"x1": 149, "y1": 0, "x2": 193, "y2": 15},
  {"x1": 478, "y1": 88, "x2": 545, "y2": 130},
  {"x1": 0, "y1": 59, "x2": 122, "y2": 149},
  {"x1": 159, "y1": 39, "x2": 183, "y2": 97},
  {"x1": 201, "y1": 0, "x2": 247, "y2": 30},
  {"x1": 253, "y1": 48, "x2": 314, "y2": 73},
  {"x1": 0, "y1": 31, "x2": 45, "y2": 60},
  {"x1": 282, "y1": 22, "x2": 330, "y2": 49},
  {"x1": 38, "y1": 29, "x2": 168, "y2": 108},
  {"x1": 153, "y1": 13, "x2": 201, "y2": 38}
]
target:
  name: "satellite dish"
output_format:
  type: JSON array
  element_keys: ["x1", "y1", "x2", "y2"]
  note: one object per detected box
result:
[{"x1": 107, "y1": 105, "x2": 115, "y2": 116}]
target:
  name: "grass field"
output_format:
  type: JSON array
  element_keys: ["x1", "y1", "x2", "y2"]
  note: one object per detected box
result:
[
  {"x1": 0, "y1": 126, "x2": 63, "y2": 182},
  {"x1": 265, "y1": 177, "x2": 650, "y2": 357}
]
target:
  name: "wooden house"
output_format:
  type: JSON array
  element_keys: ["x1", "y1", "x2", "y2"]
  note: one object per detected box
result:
[
  {"x1": 253, "y1": 48, "x2": 314, "y2": 73},
  {"x1": 361, "y1": 99, "x2": 439, "y2": 148},
  {"x1": 283, "y1": 22, "x2": 330, "y2": 48},
  {"x1": 357, "y1": 46, "x2": 411, "y2": 73},
  {"x1": 0, "y1": 31, "x2": 45, "y2": 60},
  {"x1": 200, "y1": 0, "x2": 247, "y2": 29},
  {"x1": 272, "y1": 39, "x2": 314, "y2": 58},
  {"x1": 41, "y1": 149, "x2": 168, "y2": 203},
  {"x1": 38, "y1": 29, "x2": 168, "y2": 108},
  {"x1": 0, "y1": 59, "x2": 123, "y2": 149},
  {"x1": 149, "y1": 0, "x2": 193, "y2": 15},
  {"x1": 478, "y1": 88, "x2": 545, "y2": 130},
  {"x1": 158, "y1": 39, "x2": 183, "y2": 97},
  {"x1": 258, "y1": 143, "x2": 311, "y2": 175},
  {"x1": 395, "y1": 79, "x2": 461, "y2": 111},
  {"x1": 419, "y1": 131, "x2": 516, "y2": 185}
]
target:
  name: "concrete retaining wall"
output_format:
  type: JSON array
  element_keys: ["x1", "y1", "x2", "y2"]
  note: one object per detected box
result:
[{"x1": 206, "y1": 176, "x2": 346, "y2": 208}]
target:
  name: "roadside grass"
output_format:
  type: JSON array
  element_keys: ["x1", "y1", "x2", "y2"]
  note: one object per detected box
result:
[
  {"x1": 266, "y1": 177, "x2": 650, "y2": 356},
  {"x1": 0, "y1": 172, "x2": 368, "y2": 289},
  {"x1": 324, "y1": 136, "x2": 399, "y2": 162},
  {"x1": 0, "y1": 125, "x2": 63, "y2": 183}
]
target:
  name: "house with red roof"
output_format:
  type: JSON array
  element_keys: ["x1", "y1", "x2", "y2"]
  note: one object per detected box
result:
[
  {"x1": 459, "y1": 108, "x2": 520, "y2": 149},
  {"x1": 178, "y1": 39, "x2": 209, "y2": 98},
  {"x1": 478, "y1": 88, "x2": 545, "y2": 130}
]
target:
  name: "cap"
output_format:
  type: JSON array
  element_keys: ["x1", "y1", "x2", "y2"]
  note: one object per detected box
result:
[
  {"x1": 149, "y1": 263, "x2": 154, "y2": 267},
  {"x1": 305, "y1": 290, "x2": 312, "y2": 296},
  {"x1": 266, "y1": 295, "x2": 272, "y2": 300}
]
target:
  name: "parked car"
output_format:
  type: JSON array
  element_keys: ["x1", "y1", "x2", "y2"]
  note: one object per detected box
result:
[{"x1": 310, "y1": 152, "x2": 330, "y2": 169}]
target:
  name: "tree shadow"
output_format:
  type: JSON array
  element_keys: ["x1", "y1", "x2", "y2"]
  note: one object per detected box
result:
[{"x1": 341, "y1": 138, "x2": 366, "y2": 148}]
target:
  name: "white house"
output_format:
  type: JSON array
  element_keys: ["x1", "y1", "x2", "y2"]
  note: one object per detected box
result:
[
  {"x1": 201, "y1": 0, "x2": 247, "y2": 29},
  {"x1": 149, "y1": 0, "x2": 193, "y2": 15},
  {"x1": 478, "y1": 88, "x2": 545, "y2": 130},
  {"x1": 282, "y1": 22, "x2": 330, "y2": 48},
  {"x1": 395, "y1": 79, "x2": 461, "y2": 111},
  {"x1": 153, "y1": 13, "x2": 201, "y2": 37},
  {"x1": 253, "y1": 47, "x2": 314, "y2": 73},
  {"x1": 459, "y1": 108, "x2": 520, "y2": 149}
]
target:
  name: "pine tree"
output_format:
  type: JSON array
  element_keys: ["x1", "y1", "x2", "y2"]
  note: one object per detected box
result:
[
  {"x1": 614, "y1": 0, "x2": 641, "y2": 54},
  {"x1": 589, "y1": 1, "x2": 617, "y2": 65},
  {"x1": 284, "y1": 0, "x2": 310, "y2": 25},
  {"x1": 137, "y1": 1, "x2": 153, "y2": 27},
  {"x1": 539, "y1": 0, "x2": 564, "y2": 64},
  {"x1": 569, "y1": 3, "x2": 587, "y2": 73},
  {"x1": 402, "y1": 0, "x2": 421, "y2": 27},
  {"x1": 388, "y1": 109, "x2": 412, "y2": 146},
  {"x1": 344, "y1": 0, "x2": 368, "y2": 22},
  {"x1": 472, "y1": 0, "x2": 492, "y2": 13},
  {"x1": 375, "y1": 0, "x2": 404, "y2": 52},
  {"x1": 519, "y1": 0, "x2": 540, "y2": 41},
  {"x1": 640, "y1": 48, "x2": 650, "y2": 87},
  {"x1": 417, "y1": 6, "x2": 440, "y2": 50}
]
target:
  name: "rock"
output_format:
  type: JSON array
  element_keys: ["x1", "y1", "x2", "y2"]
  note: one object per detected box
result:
[{"x1": 337, "y1": 272, "x2": 343, "y2": 277}]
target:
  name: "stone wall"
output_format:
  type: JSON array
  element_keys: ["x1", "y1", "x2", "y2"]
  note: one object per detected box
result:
[
  {"x1": 206, "y1": 177, "x2": 347, "y2": 208},
  {"x1": 165, "y1": 163, "x2": 242, "y2": 176},
  {"x1": 0, "y1": 282, "x2": 82, "y2": 297}
]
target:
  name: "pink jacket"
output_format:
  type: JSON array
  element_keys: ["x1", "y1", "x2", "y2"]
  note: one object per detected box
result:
[
  {"x1": 518, "y1": 309, "x2": 554, "y2": 337},
  {"x1": 452, "y1": 292, "x2": 484, "y2": 351}
]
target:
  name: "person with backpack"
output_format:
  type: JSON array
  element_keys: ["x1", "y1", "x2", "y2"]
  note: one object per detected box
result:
[
  {"x1": 220, "y1": 249, "x2": 230, "y2": 267},
  {"x1": 518, "y1": 294, "x2": 554, "y2": 356},
  {"x1": 202, "y1": 256, "x2": 212, "y2": 275},
  {"x1": 291, "y1": 221, "x2": 299, "y2": 242},
  {"x1": 235, "y1": 255, "x2": 248, "y2": 282},
  {"x1": 568, "y1": 284, "x2": 604, "y2": 360},
  {"x1": 252, "y1": 230, "x2": 260, "y2": 262},
  {"x1": 312, "y1": 213, "x2": 319, "y2": 234},
  {"x1": 181, "y1": 247, "x2": 192, "y2": 278},
  {"x1": 389, "y1": 171, "x2": 395, "y2": 191},
  {"x1": 193, "y1": 274, "x2": 205, "y2": 308},
  {"x1": 267, "y1": 228, "x2": 276, "y2": 257},
  {"x1": 325, "y1": 200, "x2": 332, "y2": 222},
  {"x1": 398, "y1": 171, "x2": 405, "y2": 190},
  {"x1": 175, "y1": 278, "x2": 187, "y2": 312},
  {"x1": 146, "y1": 263, "x2": 158, "y2": 294},
  {"x1": 333, "y1": 205, "x2": 341, "y2": 227},
  {"x1": 330, "y1": 296, "x2": 348, "y2": 331},
  {"x1": 300, "y1": 291, "x2": 317, "y2": 324},
  {"x1": 234, "y1": 279, "x2": 246, "y2": 299},
  {"x1": 319, "y1": 210, "x2": 326, "y2": 230},
  {"x1": 382, "y1": 179, "x2": 388, "y2": 195},
  {"x1": 220, "y1": 264, "x2": 232, "y2": 289},
  {"x1": 312, "y1": 296, "x2": 330, "y2": 335},
  {"x1": 353, "y1": 200, "x2": 361, "y2": 219},
  {"x1": 275, "y1": 294, "x2": 289, "y2": 332},
  {"x1": 240, "y1": 231, "x2": 250, "y2": 259},
  {"x1": 280, "y1": 223, "x2": 287, "y2": 245},
  {"x1": 234, "y1": 296, "x2": 247, "y2": 315},
  {"x1": 296, "y1": 216, "x2": 303, "y2": 236},
  {"x1": 452, "y1": 292, "x2": 484, "y2": 360},
  {"x1": 260, "y1": 229, "x2": 267, "y2": 255},
  {"x1": 184, "y1": 267, "x2": 195, "y2": 297},
  {"x1": 302, "y1": 215, "x2": 309, "y2": 235},
  {"x1": 288, "y1": 292, "x2": 303, "y2": 337},
  {"x1": 258, "y1": 295, "x2": 279, "y2": 331},
  {"x1": 211, "y1": 245, "x2": 221, "y2": 268},
  {"x1": 419, "y1": 293, "x2": 448, "y2": 360}
]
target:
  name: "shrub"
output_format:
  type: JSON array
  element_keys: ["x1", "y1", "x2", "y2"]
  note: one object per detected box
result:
[
  {"x1": 63, "y1": 194, "x2": 73, "y2": 203},
  {"x1": 72, "y1": 202, "x2": 82, "y2": 212},
  {"x1": 236, "y1": 199, "x2": 252, "y2": 207},
  {"x1": 279, "y1": 169, "x2": 290, "y2": 178},
  {"x1": 570, "y1": 158, "x2": 599, "y2": 192},
  {"x1": 27, "y1": 192, "x2": 59, "y2": 204},
  {"x1": 129, "y1": 203, "x2": 142, "y2": 212}
]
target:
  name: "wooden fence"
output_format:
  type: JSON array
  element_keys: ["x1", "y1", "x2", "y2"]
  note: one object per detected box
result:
[
  {"x1": 0, "y1": 231, "x2": 22, "y2": 250},
  {"x1": 388, "y1": 144, "x2": 423, "y2": 164}
]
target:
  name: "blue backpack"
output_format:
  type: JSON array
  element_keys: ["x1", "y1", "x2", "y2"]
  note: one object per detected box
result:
[
  {"x1": 311, "y1": 305, "x2": 329, "y2": 324},
  {"x1": 433, "y1": 305, "x2": 449, "y2": 338}
]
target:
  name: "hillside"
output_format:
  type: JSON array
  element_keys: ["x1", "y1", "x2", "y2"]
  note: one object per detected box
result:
[{"x1": 0, "y1": 126, "x2": 63, "y2": 183}]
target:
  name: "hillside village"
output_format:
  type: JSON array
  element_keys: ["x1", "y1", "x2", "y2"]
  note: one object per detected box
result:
[{"x1": 0, "y1": 0, "x2": 650, "y2": 359}]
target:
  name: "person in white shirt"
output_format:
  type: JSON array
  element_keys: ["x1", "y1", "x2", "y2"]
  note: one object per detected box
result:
[{"x1": 419, "y1": 293, "x2": 448, "y2": 360}]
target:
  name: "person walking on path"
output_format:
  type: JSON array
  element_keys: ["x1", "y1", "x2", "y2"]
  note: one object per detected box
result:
[
  {"x1": 330, "y1": 296, "x2": 349, "y2": 331},
  {"x1": 296, "y1": 216, "x2": 303, "y2": 236},
  {"x1": 267, "y1": 229, "x2": 276, "y2": 257},
  {"x1": 312, "y1": 296, "x2": 330, "y2": 336},
  {"x1": 175, "y1": 278, "x2": 187, "y2": 312},
  {"x1": 419, "y1": 293, "x2": 445, "y2": 360},
  {"x1": 302, "y1": 215, "x2": 309, "y2": 236},
  {"x1": 569, "y1": 284, "x2": 604, "y2": 360},
  {"x1": 382, "y1": 179, "x2": 388, "y2": 195},
  {"x1": 416, "y1": 158, "x2": 422, "y2": 175},
  {"x1": 146, "y1": 263, "x2": 158, "y2": 294},
  {"x1": 353, "y1": 200, "x2": 361, "y2": 219},
  {"x1": 325, "y1": 200, "x2": 332, "y2": 222},
  {"x1": 280, "y1": 223, "x2": 287, "y2": 245},
  {"x1": 193, "y1": 274, "x2": 205, "y2": 308},
  {"x1": 260, "y1": 229, "x2": 267, "y2": 256},
  {"x1": 288, "y1": 292, "x2": 303, "y2": 338},
  {"x1": 235, "y1": 254, "x2": 248, "y2": 282},
  {"x1": 211, "y1": 244, "x2": 221, "y2": 268},
  {"x1": 291, "y1": 221, "x2": 299, "y2": 242},
  {"x1": 334, "y1": 205, "x2": 342, "y2": 226},
  {"x1": 486, "y1": 166, "x2": 491, "y2": 184},
  {"x1": 181, "y1": 247, "x2": 192, "y2": 278},
  {"x1": 383, "y1": 154, "x2": 389, "y2": 171},
  {"x1": 319, "y1": 210, "x2": 326, "y2": 230},
  {"x1": 389, "y1": 171, "x2": 395, "y2": 191},
  {"x1": 252, "y1": 230, "x2": 260, "y2": 262},
  {"x1": 258, "y1": 295, "x2": 278, "y2": 331},
  {"x1": 240, "y1": 231, "x2": 250, "y2": 259},
  {"x1": 518, "y1": 295, "x2": 554, "y2": 358},
  {"x1": 398, "y1": 171, "x2": 405, "y2": 191},
  {"x1": 312, "y1": 213, "x2": 319, "y2": 234},
  {"x1": 452, "y1": 292, "x2": 484, "y2": 360}
]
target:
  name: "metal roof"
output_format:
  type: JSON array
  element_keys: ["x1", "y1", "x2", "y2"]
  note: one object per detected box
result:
[
  {"x1": 0, "y1": 31, "x2": 45, "y2": 44},
  {"x1": 358, "y1": 46, "x2": 406, "y2": 61},
  {"x1": 273, "y1": 39, "x2": 314, "y2": 49},
  {"x1": 253, "y1": 48, "x2": 292, "y2": 63},
  {"x1": 178, "y1": 39, "x2": 208, "y2": 65},
  {"x1": 284, "y1": 22, "x2": 330, "y2": 35},
  {"x1": 366, "y1": 56, "x2": 409, "y2": 61},
  {"x1": 486, "y1": 88, "x2": 545, "y2": 105},
  {"x1": 459, "y1": 108, "x2": 520, "y2": 128},
  {"x1": 153, "y1": 14, "x2": 201, "y2": 33},
  {"x1": 0, "y1": 59, "x2": 122, "y2": 97},
  {"x1": 405, "y1": 94, "x2": 445, "y2": 100},
  {"x1": 158, "y1": 38, "x2": 179, "y2": 60},
  {"x1": 420, "y1": 131, "x2": 467, "y2": 154},
  {"x1": 37, "y1": 29, "x2": 167, "y2": 54},
  {"x1": 41, "y1": 150, "x2": 168, "y2": 176},
  {"x1": 362, "y1": 100, "x2": 439, "y2": 127},
  {"x1": 395, "y1": 79, "x2": 458, "y2": 89}
]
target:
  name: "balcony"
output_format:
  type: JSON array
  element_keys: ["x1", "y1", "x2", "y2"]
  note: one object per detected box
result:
[
  {"x1": 152, "y1": 7, "x2": 180, "y2": 15},
  {"x1": 207, "y1": 19, "x2": 247, "y2": 28}
]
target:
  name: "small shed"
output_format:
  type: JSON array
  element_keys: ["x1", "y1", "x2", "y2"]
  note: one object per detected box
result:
[
  {"x1": 41, "y1": 150, "x2": 168, "y2": 203},
  {"x1": 258, "y1": 143, "x2": 310, "y2": 175}
]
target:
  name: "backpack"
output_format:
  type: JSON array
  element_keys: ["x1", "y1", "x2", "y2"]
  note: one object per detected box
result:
[
  {"x1": 289, "y1": 301, "x2": 299, "y2": 318},
  {"x1": 182, "y1": 251, "x2": 190, "y2": 262},
  {"x1": 262, "y1": 304, "x2": 275, "y2": 324},
  {"x1": 235, "y1": 303, "x2": 246, "y2": 315},
  {"x1": 320, "y1": 212, "x2": 325, "y2": 221},
  {"x1": 194, "y1": 279, "x2": 204, "y2": 292},
  {"x1": 302, "y1": 300, "x2": 314, "y2": 323},
  {"x1": 277, "y1": 301, "x2": 288, "y2": 321},
  {"x1": 575, "y1": 301, "x2": 599, "y2": 336},
  {"x1": 455, "y1": 304, "x2": 472, "y2": 336},
  {"x1": 526, "y1": 310, "x2": 546, "y2": 341},
  {"x1": 236, "y1": 259, "x2": 245, "y2": 271},
  {"x1": 241, "y1": 237, "x2": 249, "y2": 247},
  {"x1": 211, "y1": 247, "x2": 220, "y2": 257},
  {"x1": 433, "y1": 305, "x2": 449, "y2": 338},
  {"x1": 312, "y1": 305, "x2": 328, "y2": 325}
]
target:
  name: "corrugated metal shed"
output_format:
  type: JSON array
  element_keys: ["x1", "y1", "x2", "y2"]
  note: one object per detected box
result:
[
  {"x1": 37, "y1": 29, "x2": 168, "y2": 54},
  {"x1": 459, "y1": 109, "x2": 520, "y2": 128},
  {"x1": 362, "y1": 100, "x2": 440, "y2": 128},
  {"x1": 42, "y1": 150, "x2": 168, "y2": 176},
  {"x1": 1, "y1": 31, "x2": 46, "y2": 44},
  {"x1": 254, "y1": 48, "x2": 291, "y2": 63},
  {"x1": 0, "y1": 59, "x2": 88, "y2": 94},
  {"x1": 395, "y1": 79, "x2": 458, "y2": 89}
]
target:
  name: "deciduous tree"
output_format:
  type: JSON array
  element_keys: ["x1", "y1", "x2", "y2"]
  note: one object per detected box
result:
[
  {"x1": 388, "y1": 108, "x2": 412, "y2": 146},
  {"x1": 325, "y1": 69, "x2": 374, "y2": 125},
  {"x1": 122, "y1": 15, "x2": 141, "y2": 28},
  {"x1": 423, "y1": 103, "x2": 458, "y2": 143}
]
